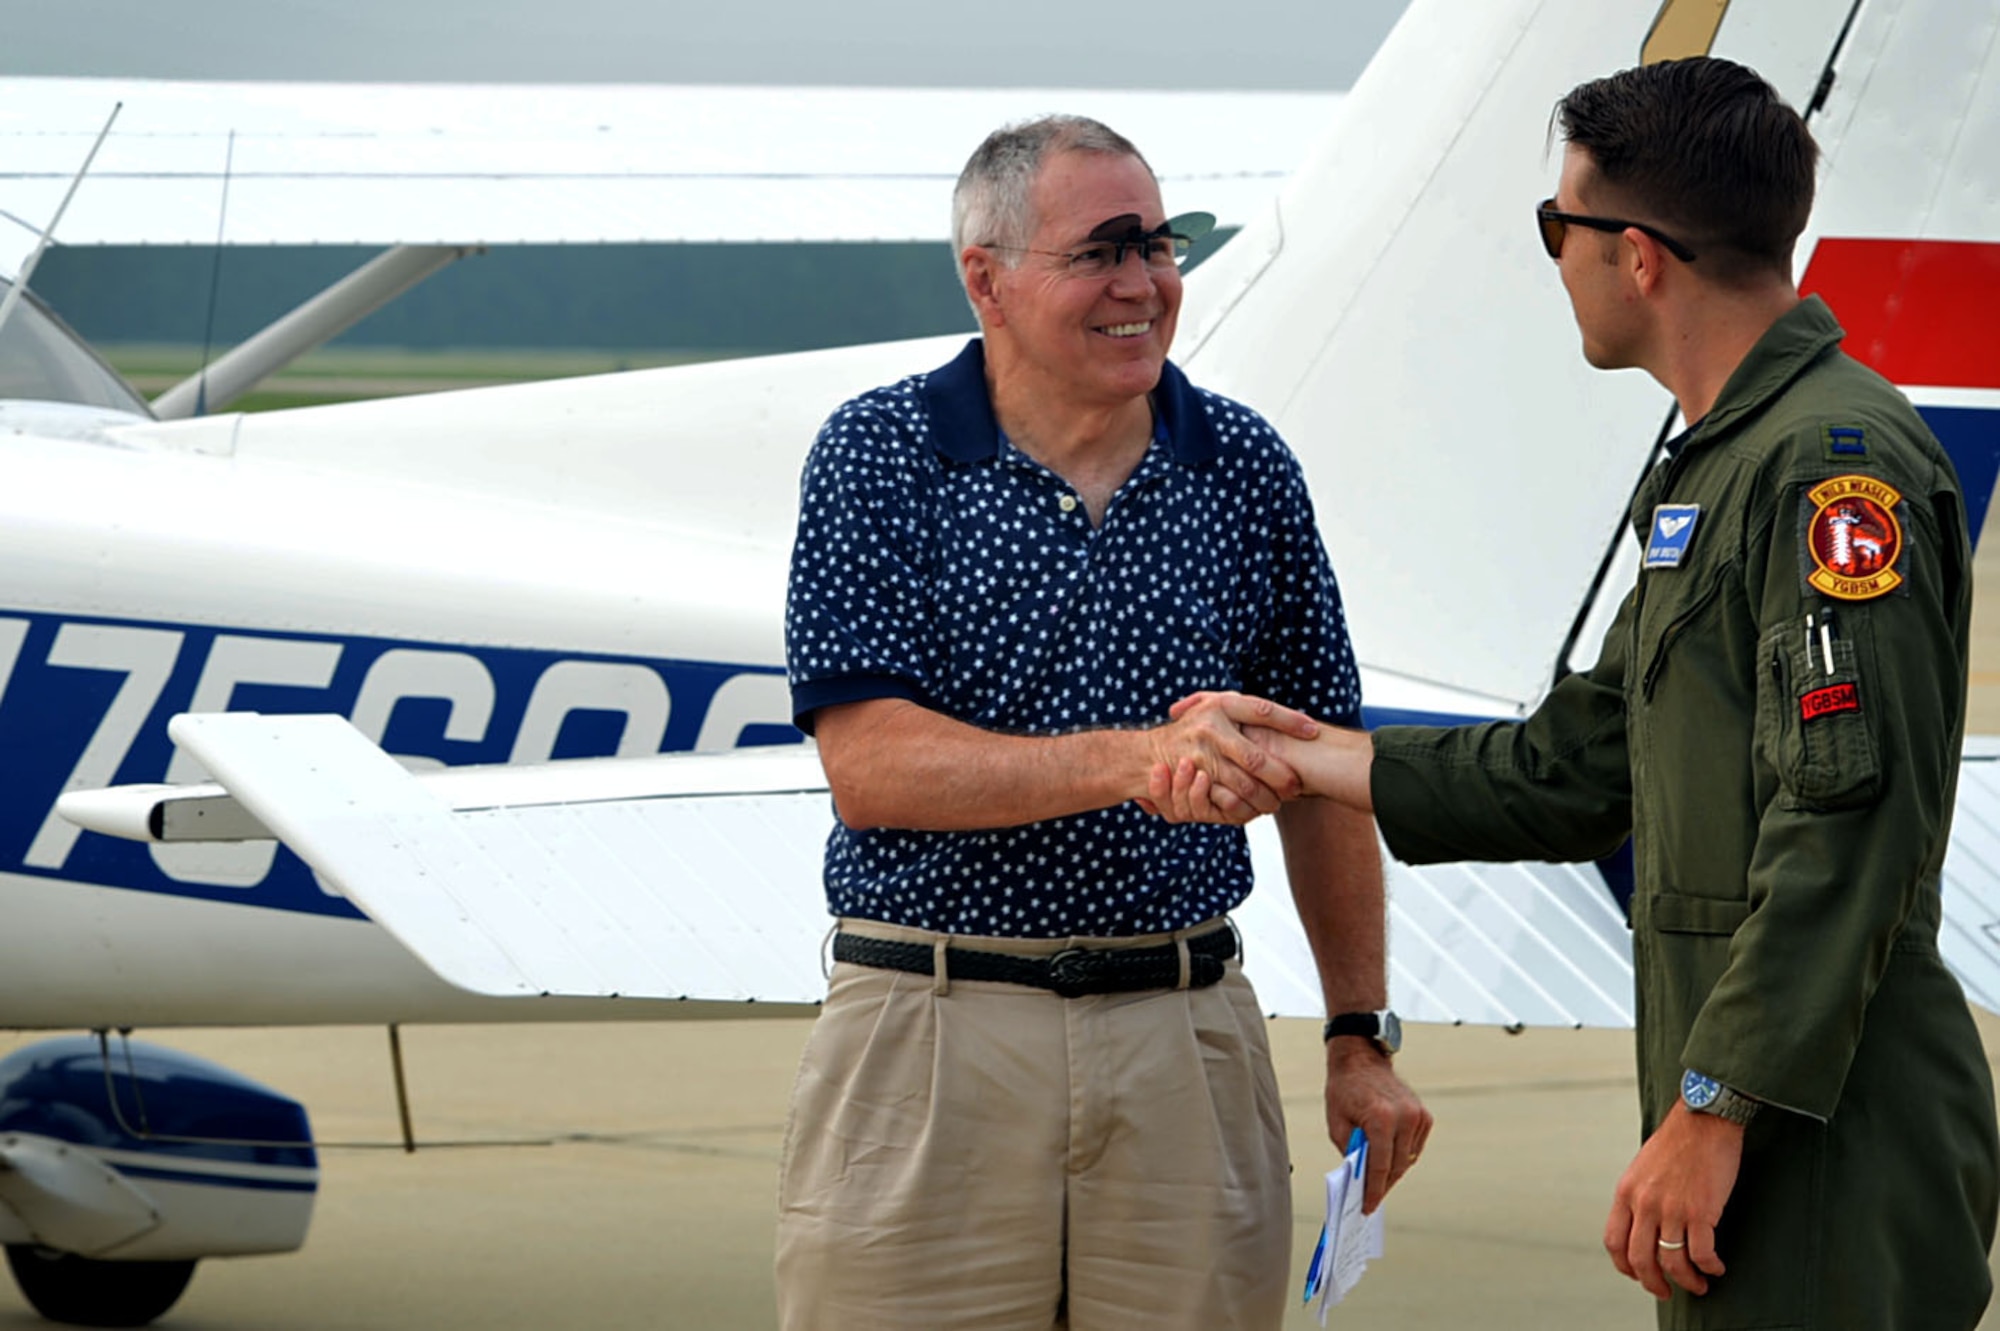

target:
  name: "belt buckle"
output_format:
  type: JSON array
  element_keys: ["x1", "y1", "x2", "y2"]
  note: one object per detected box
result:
[{"x1": 1047, "y1": 947, "x2": 1108, "y2": 998}]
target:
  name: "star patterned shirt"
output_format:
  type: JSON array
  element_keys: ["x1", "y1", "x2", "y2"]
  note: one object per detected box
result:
[{"x1": 785, "y1": 338, "x2": 1362, "y2": 937}]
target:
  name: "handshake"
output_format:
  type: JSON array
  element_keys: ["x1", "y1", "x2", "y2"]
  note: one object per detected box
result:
[{"x1": 1133, "y1": 690, "x2": 1376, "y2": 826}]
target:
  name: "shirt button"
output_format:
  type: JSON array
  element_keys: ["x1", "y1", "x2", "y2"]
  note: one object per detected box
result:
[{"x1": 1059, "y1": 494, "x2": 1078, "y2": 513}]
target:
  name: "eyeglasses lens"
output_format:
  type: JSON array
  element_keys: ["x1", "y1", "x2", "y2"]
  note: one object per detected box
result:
[
  {"x1": 1535, "y1": 203, "x2": 1565, "y2": 261},
  {"x1": 1066, "y1": 236, "x2": 1187, "y2": 277}
]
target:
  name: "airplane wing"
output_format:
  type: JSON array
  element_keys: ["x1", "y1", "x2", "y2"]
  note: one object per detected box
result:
[
  {"x1": 0, "y1": 79, "x2": 1339, "y2": 276},
  {"x1": 59, "y1": 713, "x2": 1638, "y2": 1027}
]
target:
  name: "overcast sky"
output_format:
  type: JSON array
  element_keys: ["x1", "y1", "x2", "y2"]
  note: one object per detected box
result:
[{"x1": 7, "y1": 0, "x2": 1408, "y2": 90}]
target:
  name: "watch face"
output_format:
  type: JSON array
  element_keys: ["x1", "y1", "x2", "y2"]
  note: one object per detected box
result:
[
  {"x1": 1380, "y1": 1010, "x2": 1403, "y2": 1054},
  {"x1": 1681, "y1": 1069, "x2": 1721, "y2": 1110}
]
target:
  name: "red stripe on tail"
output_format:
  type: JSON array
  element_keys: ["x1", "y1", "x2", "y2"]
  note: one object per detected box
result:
[{"x1": 1800, "y1": 240, "x2": 2000, "y2": 390}]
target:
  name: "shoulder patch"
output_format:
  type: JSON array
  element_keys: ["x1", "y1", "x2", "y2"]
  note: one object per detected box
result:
[
  {"x1": 1821, "y1": 424, "x2": 1869, "y2": 463},
  {"x1": 1805, "y1": 474, "x2": 1903, "y2": 601}
]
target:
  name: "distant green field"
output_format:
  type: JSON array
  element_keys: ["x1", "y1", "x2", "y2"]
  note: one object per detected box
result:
[{"x1": 101, "y1": 344, "x2": 744, "y2": 413}]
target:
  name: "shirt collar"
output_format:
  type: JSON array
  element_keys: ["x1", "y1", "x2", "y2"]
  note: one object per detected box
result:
[
  {"x1": 1662, "y1": 417, "x2": 1702, "y2": 458},
  {"x1": 919, "y1": 337, "x2": 1218, "y2": 468},
  {"x1": 1687, "y1": 295, "x2": 1846, "y2": 446}
]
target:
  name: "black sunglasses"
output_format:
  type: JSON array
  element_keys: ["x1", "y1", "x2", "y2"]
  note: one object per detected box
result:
[{"x1": 1536, "y1": 199, "x2": 1697, "y2": 263}]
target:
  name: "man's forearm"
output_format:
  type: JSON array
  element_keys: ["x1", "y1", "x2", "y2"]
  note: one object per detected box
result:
[
  {"x1": 1275, "y1": 795, "x2": 1432, "y2": 1211},
  {"x1": 1275, "y1": 798, "x2": 1387, "y2": 1011},
  {"x1": 813, "y1": 692, "x2": 1318, "y2": 832},
  {"x1": 1260, "y1": 724, "x2": 1376, "y2": 811},
  {"x1": 813, "y1": 698, "x2": 1150, "y2": 830}
]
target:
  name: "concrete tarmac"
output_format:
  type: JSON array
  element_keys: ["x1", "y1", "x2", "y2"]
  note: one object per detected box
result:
[
  {"x1": 6, "y1": 542, "x2": 2000, "y2": 1329},
  {"x1": 4, "y1": 1013, "x2": 1997, "y2": 1330}
]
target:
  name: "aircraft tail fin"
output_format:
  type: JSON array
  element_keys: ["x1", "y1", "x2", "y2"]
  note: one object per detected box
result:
[{"x1": 1177, "y1": 0, "x2": 2000, "y2": 710}]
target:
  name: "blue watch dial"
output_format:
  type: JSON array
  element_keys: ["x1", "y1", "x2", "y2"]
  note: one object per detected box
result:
[{"x1": 1681, "y1": 1069, "x2": 1721, "y2": 1110}]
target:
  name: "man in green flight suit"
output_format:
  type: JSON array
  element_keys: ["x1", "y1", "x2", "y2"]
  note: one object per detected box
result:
[{"x1": 1145, "y1": 57, "x2": 2000, "y2": 1328}]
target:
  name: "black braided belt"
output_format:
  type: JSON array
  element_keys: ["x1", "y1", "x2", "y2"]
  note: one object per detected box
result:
[{"x1": 832, "y1": 928, "x2": 1236, "y2": 998}]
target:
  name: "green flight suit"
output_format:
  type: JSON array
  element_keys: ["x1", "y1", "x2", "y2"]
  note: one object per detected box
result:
[{"x1": 1370, "y1": 297, "x2": 1999, "y2": 1329}]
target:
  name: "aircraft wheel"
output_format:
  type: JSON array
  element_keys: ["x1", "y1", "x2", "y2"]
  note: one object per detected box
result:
[{"x1": 4, "y1": 1246, "x2": 197, "y2": 1327}]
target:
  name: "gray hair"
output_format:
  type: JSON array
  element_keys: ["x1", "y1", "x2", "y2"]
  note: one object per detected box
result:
[{"x1": 951, "y1": 115, "x2": 1154, "y2": 280}]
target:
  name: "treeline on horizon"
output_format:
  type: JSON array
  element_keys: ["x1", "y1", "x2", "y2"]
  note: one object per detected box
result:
[
  {"x1": 39, "y1": 227, "x2": 1232, "y2": 355},
  {"x1": 34, "y1": 242, "x2": 976, "y2": 356},
  {"x1": 32, "y1": 231, "x2": 1232, "y2": 357}
]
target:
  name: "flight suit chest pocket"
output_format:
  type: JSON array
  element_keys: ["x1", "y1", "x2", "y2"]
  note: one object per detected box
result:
[
  {"x1": 1757, "y1": 621, "x2": 1880, "y2": 810},
  {"x1": 1637, "y1": 570, "x2": 1724, "y2": 702}
]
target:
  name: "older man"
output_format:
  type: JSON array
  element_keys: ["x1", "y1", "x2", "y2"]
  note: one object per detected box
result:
[{"x1": 776, "y1": 115, "x2": 1429, "y2": 1330}]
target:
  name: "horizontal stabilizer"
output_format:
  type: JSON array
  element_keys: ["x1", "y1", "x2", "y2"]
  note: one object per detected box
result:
[
  {"x1": 149, "y1": 713, "x2": 834, "y2": 1003},
  {"x1": 64, "y1": 716, "x2": 2000, "y2": 1027},
  {"x1": 1940, "y1": 742, "x2": 2000, "y2": 1014},
  {"x1": 61, "y1": 713, "x2": 1641, "y2": 1027},
  {"x1": 1234, "y1": 824, "x2": 1636, "y2": 1028}
]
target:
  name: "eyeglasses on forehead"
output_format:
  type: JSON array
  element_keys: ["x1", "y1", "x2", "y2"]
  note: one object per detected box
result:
[
  {"x1": 985, "y1": 211, "x2": 1217, "y2": 278},
  {"x1": 1535, "y1": 199, "x2": 1697, "y2": 263}
]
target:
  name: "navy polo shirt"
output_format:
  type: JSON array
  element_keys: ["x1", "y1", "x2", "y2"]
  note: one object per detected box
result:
[{"x1": 785, "y1": 338, "x2": 1362, "y2": 937}]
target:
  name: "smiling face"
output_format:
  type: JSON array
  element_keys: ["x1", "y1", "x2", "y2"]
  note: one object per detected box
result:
[{"x1": 978, "y1": 149, "x2": 1182, "y2": 412}]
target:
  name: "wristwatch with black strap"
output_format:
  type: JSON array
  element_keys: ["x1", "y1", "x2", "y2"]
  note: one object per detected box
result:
[{"x1": 1322, "y1": 1008, "x2": 1402, "y2": 1057}]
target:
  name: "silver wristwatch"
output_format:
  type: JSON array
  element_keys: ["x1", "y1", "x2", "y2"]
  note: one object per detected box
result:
[
  {"x1": 1681, "y1": 1069, "x2": 1760, "y2": 1126},
  {"x1": 1322, "y1": 1009, "x2": 1402, "y2": 1057}
]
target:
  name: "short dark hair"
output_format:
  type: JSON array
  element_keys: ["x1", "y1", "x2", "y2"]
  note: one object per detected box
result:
[{"x1": 1557, "y1": 57, "x2": 1818, "y2": 285}]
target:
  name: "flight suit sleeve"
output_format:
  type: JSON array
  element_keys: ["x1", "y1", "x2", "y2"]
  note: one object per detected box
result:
[
  {"x1": 1680, "y1": 444, "x2": 1970, "y2": 1119},
  {"x1": 1369, "y1": 593, "x2": 1635, "y2": 865}
]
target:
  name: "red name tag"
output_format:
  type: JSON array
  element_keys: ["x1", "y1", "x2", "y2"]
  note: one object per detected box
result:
[{"x1": 1800, "y1": 683, "x2": 1861, "y2": 721}]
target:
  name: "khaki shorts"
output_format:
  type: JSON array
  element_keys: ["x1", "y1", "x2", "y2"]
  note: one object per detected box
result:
[{"x1": 774, "y1": 918, "x2": 1291, "y2": 1331}]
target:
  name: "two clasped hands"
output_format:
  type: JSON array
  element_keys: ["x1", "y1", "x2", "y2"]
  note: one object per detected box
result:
[{"x1": 1134, "y1": 690, "x2": 1371, "y2": 823}]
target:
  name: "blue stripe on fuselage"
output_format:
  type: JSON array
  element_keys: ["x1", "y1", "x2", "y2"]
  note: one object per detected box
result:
[
  {"x1": 111, "y1": 1161, "x2": 318, "y2": 1193},
  {"x1": 0, "y1": 609, "x2": 796, "y2": 919},
  {"x1": 1362, "y1": 704, "x2": 1499, "y2": 729}
]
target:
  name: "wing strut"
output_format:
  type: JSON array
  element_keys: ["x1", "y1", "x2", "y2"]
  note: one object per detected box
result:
[
  {"x1": 151, "y1": 243, "x2": 480, "y2": 419},
  {"x1": 0, "y1": 102, "x2": 121, "y2": 343}
]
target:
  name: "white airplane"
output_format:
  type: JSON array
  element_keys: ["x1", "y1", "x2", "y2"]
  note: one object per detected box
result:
[{"x1": 3, "y1": 0, "x2": 2000, "y2": 1323}]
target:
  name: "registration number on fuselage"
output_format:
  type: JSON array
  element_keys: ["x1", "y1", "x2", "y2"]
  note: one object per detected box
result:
[{"x1": 0, "y1": 611, "x2": 799, "y2": 918}]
